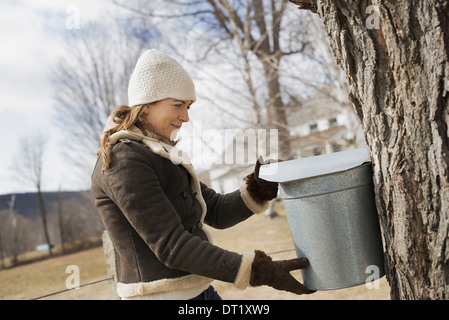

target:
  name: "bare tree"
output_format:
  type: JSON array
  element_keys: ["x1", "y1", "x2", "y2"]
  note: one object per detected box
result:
[
  {"x1": 0, "y1": 208, "x2": 35, "y2": 267},
  {"x1": 291, "y1": 0, "x2": 449, "y2": 299},
  {"x1": 51, "y1": 21, "x2": 147, "y2": 175},
  {"x1": 56, "y1": 187, "x2": 66, "y2": 252},
  {"x1": 48, "y1": 192, "x2": 104, "y2": 246},
  {"x1": 0, "y1": 208, "x2": 8, "y2": 268},
  {"x1": 11, "y1": 134, "x2": 52, "y2": 256},
  {"x1": 7, "y1": 195, "x2": 19, "y2": 265}
]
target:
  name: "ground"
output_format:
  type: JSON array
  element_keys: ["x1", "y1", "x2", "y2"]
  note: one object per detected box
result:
[{"x1": 0, "y1": 202, "x2": 390, "y2": 300}]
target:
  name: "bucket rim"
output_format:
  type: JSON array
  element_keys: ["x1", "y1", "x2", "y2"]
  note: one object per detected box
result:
[{"x1": 259, "y1": 147, "x2": 371, "y2": 183}]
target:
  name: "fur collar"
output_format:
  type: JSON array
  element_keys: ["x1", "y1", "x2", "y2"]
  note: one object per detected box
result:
[
  {"x1": 109, "y1": 126, "x2": 192, "y2": 168},
  {"x1": 108, "y1": 126, "x2": 210, "y2": 239}
]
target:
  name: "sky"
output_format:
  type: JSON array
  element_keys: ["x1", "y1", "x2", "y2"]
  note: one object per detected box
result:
[{"x1": 0, "y1": 0, "x2": 117, "y2": 195}]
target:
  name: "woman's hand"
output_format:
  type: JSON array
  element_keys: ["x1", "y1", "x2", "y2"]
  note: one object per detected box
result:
[
  {"x1": 245, "y1": 156, "x2": 280, "y2": 203},
  {"x1": 249, "y1": 250, "x2": 315, "y2": 295},
  {"x1": 253, "y1": 156, "x2": 280, "y2": 200}
]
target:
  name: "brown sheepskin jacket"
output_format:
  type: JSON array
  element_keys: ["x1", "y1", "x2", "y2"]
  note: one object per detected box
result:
[{"x1": 91, "y1": 127, "x2": 270, "y2": 299}]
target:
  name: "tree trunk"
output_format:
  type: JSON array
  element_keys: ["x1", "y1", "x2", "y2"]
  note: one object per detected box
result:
[
  {"x1": 261, "y1": 57, "x2": 293, "y2": 160},
  {"x1": 37, "y1": 189, "x2": 52, "y2": 256},
  {"x1": 253, "y1": 0, "x2": 293, "y2": 160},
  {"x1": 58, "y1": 189, "x2": 66, "y2": 252},
  {"x1": 291, "y1": 0, "x2": 449, "y2": 299}
]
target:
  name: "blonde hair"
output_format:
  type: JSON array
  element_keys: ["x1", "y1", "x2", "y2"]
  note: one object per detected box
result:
[{"x1": 99, "y1": 104, "x2": 149, "y2": 170}]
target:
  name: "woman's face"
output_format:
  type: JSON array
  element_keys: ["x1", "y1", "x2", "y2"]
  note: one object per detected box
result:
[{"x1": 141, "y1": 98, "x2": 192, "y2": 140}]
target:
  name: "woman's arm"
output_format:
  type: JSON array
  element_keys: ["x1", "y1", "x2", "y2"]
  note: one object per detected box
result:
[
  {"x1": 202, "y1": 158, "x2": 278, "y2": 229},
  {"x1": 201, "y1": 180, "x2": 270, "y2": 229},
  {"x1": 102, "y1": 141, "x2": 253, "y2": 287}
]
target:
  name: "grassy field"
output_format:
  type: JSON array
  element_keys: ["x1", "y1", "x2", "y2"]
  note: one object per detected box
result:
[
  {"x1": 0, "y1": 202, "x2": 390, "y2": 300},
  {"x1": 0, "y1": 245, "x2": 111, "y2": 300}
]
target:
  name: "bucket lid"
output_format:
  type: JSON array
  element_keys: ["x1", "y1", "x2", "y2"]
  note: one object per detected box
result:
[{"x1": 259, "y1": 147, "x2": 371, "y2": 183}]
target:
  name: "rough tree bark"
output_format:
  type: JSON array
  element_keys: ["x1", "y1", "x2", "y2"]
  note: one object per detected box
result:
[{"x1": 290, "y1": 0, "x2": 449, "y2": 299}]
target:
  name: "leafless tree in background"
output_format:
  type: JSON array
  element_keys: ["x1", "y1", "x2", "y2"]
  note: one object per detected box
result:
[
  {"x1": 0, "y1": 209, "x2": 35, "y2": 267},
  {"x1": 48, "y1": 192, "x2": 104, "y2": 248},
  {"x1": 51, "y1": 22, "x2": 147, "y2": 177},
  {"x1": 12, "y1": 133, "x2": 52, "y2": 256}
]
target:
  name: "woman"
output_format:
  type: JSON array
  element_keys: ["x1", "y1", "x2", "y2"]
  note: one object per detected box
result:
[{"x1": 91, "y1": 49, "x2": 313, "y2": 300}]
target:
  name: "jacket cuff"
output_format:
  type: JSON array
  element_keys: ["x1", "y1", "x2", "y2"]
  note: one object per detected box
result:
[
  {"x1": 116, "y1": 274, "x2": 213, "y2": 298},
  {"x1": 234, "y1": 251, "x2": 256, "y2": 290},
  {"x1": 240, "y1": 179, "x2": 271, "y2": 214}
]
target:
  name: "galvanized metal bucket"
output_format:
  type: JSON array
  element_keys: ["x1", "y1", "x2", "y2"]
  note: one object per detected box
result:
[{"x1": 260, "y1": 148, "x2": 385, "y2": 290}]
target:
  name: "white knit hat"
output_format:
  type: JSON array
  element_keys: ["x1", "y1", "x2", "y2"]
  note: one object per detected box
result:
[{"x1": 127, "y1": 49, "x2": 196, "y2": 107}]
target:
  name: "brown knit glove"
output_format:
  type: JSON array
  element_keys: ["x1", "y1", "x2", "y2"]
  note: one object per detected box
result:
[
  {"x1": 250, "y1": 250, "x2": 315, "y2": 295},
  {"x1": 246, "y1": 157, "x2": 280, "y2": 203}
]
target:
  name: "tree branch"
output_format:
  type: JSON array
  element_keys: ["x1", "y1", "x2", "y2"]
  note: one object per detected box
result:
[
  {"x1": 289, "y1": 0, "x2": 317, "y2": 13},
  {"x1": 113, "y1": 0, "x2": 213, "y2": 18}
]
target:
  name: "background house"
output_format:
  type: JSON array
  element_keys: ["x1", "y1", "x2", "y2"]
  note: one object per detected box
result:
[
  {"x1": 287, "y1": 85, "x2": 366, "y2": 158},
  {"x1": 204, "y1": 85, "x2": 366, "y2": 195}
]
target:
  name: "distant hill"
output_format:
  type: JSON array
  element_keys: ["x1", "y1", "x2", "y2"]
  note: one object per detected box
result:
[{"x1": 0, "y1": 191, "x2": 92, "y2": 219}]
